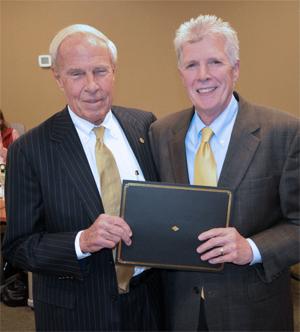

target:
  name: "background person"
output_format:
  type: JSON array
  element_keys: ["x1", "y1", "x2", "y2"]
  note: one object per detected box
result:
[
  {"x1": 3, "y1": 24, "x2": 162, "y2": 331},
  {"x1": 0, "y1": 110, "x2": 19, "y2": 165},
  {"x1": 0, "y1": 110, "x2": 26, "y2": 308},
  {"x1": 150, "y1": 14, "x2": 299, "y2": 331}
]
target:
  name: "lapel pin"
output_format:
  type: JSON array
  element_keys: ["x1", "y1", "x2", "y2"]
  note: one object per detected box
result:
[
  {"x1": 171, "y1": 226, "x2": 180, "y2": 232},
  {"x1": 139, "y1": 137, "x2": 145, "y2": 144}
]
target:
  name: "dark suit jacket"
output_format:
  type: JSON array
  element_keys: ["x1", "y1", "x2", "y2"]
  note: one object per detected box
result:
[
  {"x1": 3, "y1": 106, "x2": 160, "y2": 331},
  {"x1": 149, "y1": 93, "x2": 300, "y2": 331}
]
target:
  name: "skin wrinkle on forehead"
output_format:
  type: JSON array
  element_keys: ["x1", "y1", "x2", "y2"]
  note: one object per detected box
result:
[
  {"x1": 179, "y1": 33, "x2": 236, "y2": 68},
  {"x1": 55, "y1": 34, "x2": 112, "y2": 70}
]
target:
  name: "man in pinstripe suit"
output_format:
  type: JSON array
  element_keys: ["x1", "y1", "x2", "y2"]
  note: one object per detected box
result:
[{"x1": 3, "y1": 24, "x2": 162, "y2": 331}]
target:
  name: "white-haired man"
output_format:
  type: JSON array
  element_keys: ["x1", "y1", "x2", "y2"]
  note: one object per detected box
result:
[
  {"x1": 3, "y1": 24, "x2": 162, "y2": 331},
  {"x1": 150, "y1": 15, "x2": 299, "y2": 331}
]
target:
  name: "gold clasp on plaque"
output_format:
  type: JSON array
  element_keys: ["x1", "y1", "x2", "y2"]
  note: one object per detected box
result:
[{"x1": 171, "y1": 226, "x2": 180, "y2": 232}]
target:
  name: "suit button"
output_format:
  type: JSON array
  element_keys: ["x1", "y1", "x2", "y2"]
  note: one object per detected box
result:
[
  {"x1": 193, "y1": 286, "x2": 200, "y2": 294},
  {"x1": 207, "y1": 290, "x2": 216, "y2": 297},
  {"x1": 111, "y1": 294, "x2": 118, "y2": 302}
]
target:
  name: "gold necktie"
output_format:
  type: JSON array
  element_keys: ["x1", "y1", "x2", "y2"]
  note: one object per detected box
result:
[
  {"x1": 194, "y1": 127, "x2": 217, "y2": 300},
  {"x1": 194, "y1": 127, "x2": 217, "y2": 187},
  {"x1": 93, "y1": 126, "x2": 134, "y2": 294}
]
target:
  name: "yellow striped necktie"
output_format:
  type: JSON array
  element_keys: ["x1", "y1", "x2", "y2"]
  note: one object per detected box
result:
[
  {"x1": 193, "y1": 126, "x2": 217, "y2": 300},
  {"x1": 194, "y1": 127, "x2": 217, "y2": 187},
  {"x1": 93, "y1": 126, "x2": 134, "y2": 294}
]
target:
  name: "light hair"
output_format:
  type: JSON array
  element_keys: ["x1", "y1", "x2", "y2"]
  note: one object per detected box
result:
[
  {"x1": 174, "y1": 15, "x2": 239, "y2": 67},
  {"x1": 49, "y1": 24, "x2": 118, "y2": 67}
]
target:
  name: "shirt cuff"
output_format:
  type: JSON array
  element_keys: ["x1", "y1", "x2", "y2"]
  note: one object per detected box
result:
[
  {"x1": 75, "y1": 231, "x2": 91, "y2": 260},
  {"x1": 247, "y1": 238, "x2": 262, "y2": 265}
]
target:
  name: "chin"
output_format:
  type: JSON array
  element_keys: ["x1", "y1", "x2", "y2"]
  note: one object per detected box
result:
[{"x1": 196, "y1": 103, "x2": 217, "y2": 112}]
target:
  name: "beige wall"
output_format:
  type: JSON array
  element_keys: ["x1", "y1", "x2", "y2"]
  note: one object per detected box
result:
[{"x1": 1, "y1": 0, "x2": 299, "y2": 130}]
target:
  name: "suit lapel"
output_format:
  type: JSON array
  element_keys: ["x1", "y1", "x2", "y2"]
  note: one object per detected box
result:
[
  {"x1": 112, "y1": 107, "x2": 152, "y2": 180},
  {"x1": 218, "y1": 96, "x2": 260, "y2": 190},
  {"x1": 50, "y1": 108, "x2": 102, "y2": 222},
  {"x1": 168, "y1": 109, "x2": 194, "y2": 184},
  {"x1": 169, "y1": 97, "x2": 261, "y2": 190}
]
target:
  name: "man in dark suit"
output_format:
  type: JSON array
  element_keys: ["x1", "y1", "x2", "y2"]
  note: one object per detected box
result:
[
  {"x1": 3, "y1": 24, "x2": 162, "y2": 331},
  {"x1": 150, "y1": 15, "x2": 299, "y2": 331}
]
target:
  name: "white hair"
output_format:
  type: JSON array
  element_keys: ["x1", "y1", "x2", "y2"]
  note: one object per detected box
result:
[
  {"x1": 174, "y1": 15, "x2": 239, "y2": 67},
  {"x1": 49, "y1": 24, "x2": 118, "y2": 67}
]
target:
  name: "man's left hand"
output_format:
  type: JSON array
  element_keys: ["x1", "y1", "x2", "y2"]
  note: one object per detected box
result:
[{"x1": 197, "y1": 227, "x2": 253, "y2": 265}]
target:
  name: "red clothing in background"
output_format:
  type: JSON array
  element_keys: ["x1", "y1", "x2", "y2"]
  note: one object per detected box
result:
[{"x1": 2, "y1": 128, "x2": 14, "y2": 148}]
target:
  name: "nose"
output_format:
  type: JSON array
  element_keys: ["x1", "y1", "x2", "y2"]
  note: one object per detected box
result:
[
  {"x1": 85, "y1": 73, "x2": 99, "y2": 93},
  {"x1": 197, "y1": 64, "x2": 210, "y2": 81}
]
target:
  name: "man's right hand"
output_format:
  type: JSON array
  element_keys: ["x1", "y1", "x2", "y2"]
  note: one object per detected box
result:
[{"x1": 79, "y1": 214, "x2": 132, "y2": 253}]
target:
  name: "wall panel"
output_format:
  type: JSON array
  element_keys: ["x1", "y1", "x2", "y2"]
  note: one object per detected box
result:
[{"x1": 1, "y1": 0, "x2": 299, "y2": 129}]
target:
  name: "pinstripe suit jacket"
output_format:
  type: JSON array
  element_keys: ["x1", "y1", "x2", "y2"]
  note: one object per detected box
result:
[
  {"x1": 3, "y1": 106, "x2": 160, "y2": 331},
  {"x1": 149, "y1": 93, "x2": 300, "y2": 331}
]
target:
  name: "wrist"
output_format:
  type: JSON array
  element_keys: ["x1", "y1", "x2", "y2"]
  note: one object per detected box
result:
[{"x1": 79, "y1": 230, "x2": 88, "y2": 253}]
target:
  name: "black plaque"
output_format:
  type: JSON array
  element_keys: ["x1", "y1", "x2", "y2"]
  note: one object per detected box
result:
[{"x1": 116, "y1": 181, "x2": 232, "y2": 272}]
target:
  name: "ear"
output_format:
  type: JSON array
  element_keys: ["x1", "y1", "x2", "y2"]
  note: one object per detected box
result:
[
  {"x1": 111, "y1": 64, "x2": 116, "y2": 81},
  {"x1": 52, "y1": 68, "x2": 65, "y2": 91},
  {"x1": 178, "y1": 66, "x2": 187, "y2": 87},
  {"x1": 232, "y1": 60, "x2": 240, "y2": 83}
]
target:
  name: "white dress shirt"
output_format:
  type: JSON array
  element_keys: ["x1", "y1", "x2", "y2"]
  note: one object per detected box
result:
[
  {"x1": 69, "y1": 107, "x2": 146, "y2": 274},
  {"x1": 185, "y1": 95, "x2": 261, "y2": 264}
]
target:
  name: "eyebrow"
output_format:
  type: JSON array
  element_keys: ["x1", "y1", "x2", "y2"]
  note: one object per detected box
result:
[{"x1": 66, "y1": 68, "x2": 84, "y2": 75}]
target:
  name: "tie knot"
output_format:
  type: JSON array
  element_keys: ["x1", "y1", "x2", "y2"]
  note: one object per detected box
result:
[
  {"x1": 93, "y1": 126, "x2": 105, "y2": 143},
  {"x1": 201, "y1": 127, "x2": 214, "y2": 143}
]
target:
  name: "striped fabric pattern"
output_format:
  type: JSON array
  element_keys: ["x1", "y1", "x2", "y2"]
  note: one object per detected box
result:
[{"x1": 3, "y1": 106, "x2": 162, "y2": 331}]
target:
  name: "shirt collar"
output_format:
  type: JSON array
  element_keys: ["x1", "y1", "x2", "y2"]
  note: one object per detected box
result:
[
  {"x1": 191, "y1": 94, "x2": 238, "y2": 145},
  {"x1": 97, "y1": 110, "x2": 119, "y2": 139},
  {"x1": 68, "y1": 106, "x2": 118, "y2": 139}
]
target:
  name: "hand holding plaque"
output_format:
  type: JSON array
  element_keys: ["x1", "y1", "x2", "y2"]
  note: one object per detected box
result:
[{"x1": 116, "y1": 181, "x2": 232, "y2": 271}]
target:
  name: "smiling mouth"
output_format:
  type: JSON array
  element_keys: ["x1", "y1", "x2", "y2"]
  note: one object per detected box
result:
[
  {"x1": 196, "y1": 87, "x2": 217, "y2": 94},
  {"x1": 84, "y1": 99, "x2": 104, "y2": 104}
]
